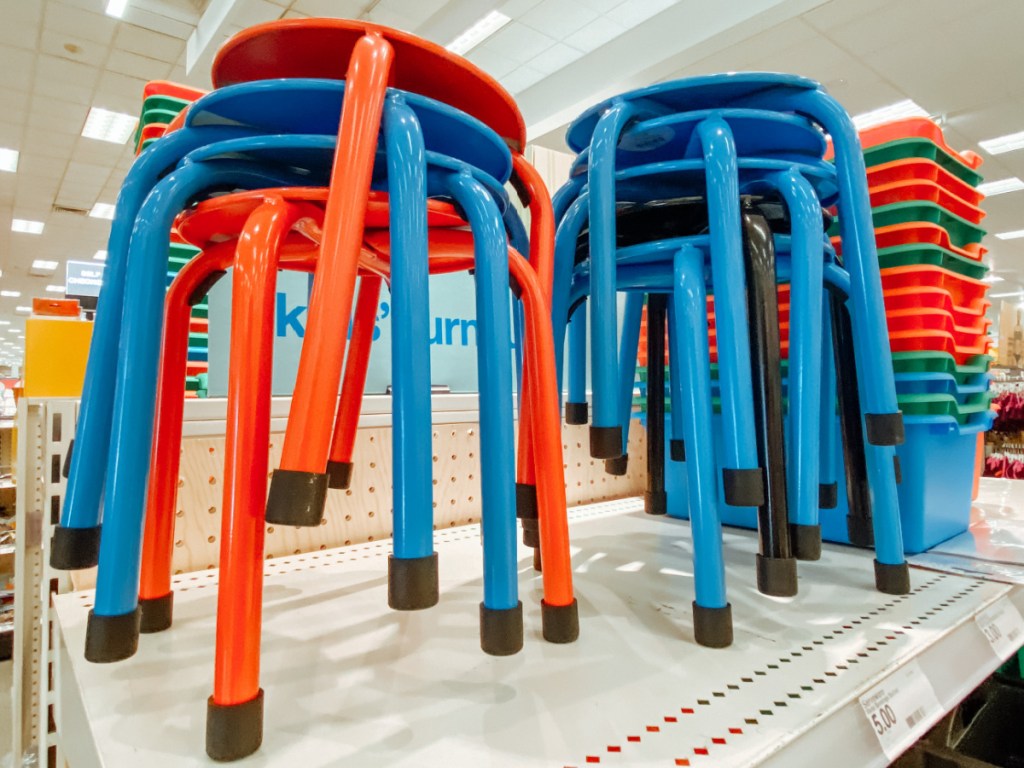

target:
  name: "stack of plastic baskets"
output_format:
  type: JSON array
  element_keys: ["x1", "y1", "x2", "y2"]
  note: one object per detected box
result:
[
  {"x1": 655, "y1": 117, "x2": 994, "y2": 554},
  {"x1": 132, "y1": 81, "x2": 206, "y2": 155}
]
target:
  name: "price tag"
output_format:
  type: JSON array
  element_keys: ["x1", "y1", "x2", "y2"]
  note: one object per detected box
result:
[
  {"x1": 859, "y1": 660, "x2": 942, "y2": 761},
  {"x1": 975, "y1": 597, "x2": 1024, "y2": 660}
]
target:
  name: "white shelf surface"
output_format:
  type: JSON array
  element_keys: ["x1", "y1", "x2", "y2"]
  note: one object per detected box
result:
[{"x1": 54, "y1": 498, "x2": 1021, "y2": 768}]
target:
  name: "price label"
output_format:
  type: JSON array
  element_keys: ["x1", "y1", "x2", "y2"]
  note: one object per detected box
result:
[
  {"x1": 859, "y1": 660, "x2": 942, "y2": 761},
  {"x1": 975, "y1": 597, "x2": 1024, "y2": 660}
]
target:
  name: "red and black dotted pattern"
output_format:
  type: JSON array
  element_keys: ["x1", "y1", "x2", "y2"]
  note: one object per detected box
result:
[{"x1": 564, "y1": 576, "x2": 984, "y2": 766}]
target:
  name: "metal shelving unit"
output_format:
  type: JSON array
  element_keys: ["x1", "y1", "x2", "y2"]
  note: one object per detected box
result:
[{"x1": 52, "y1": 494, "x2": 1022, "y2": 768}]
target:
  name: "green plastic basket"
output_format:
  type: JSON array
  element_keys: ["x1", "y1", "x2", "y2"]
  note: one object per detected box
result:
[
  {"x1": 863, "y1": 138, "x2": 984, "y2": 187},
  {"x1": 877, "y1": 243, "x2": 988, "y2": 281}
]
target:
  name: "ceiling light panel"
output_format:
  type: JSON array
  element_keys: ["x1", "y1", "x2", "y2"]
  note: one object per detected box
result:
[
  {"x1": 31, "y1": 259, "x2": 59, "y2": 271},
  {"x1": 46, "y1": 285, "x2": 66, "y2": 293},
  {"x1": 447, "y1": 11, "x2": 512, "y2": 55},
  {"x1": 977, "y1": 177, "x2": 1024, "y2": 196},
  {"x1": 14, "y1": 307, "x2": 30, "y2": 314},
  {"x1": 89, "y1": 202, "x2": 116, "y2": 220},
  {"x1": 996, "y1": 229, "x2": 1024, "y2": 241},
  {"x1": 11, "y1": 219, "x2": 44, "y2": 234},
  {"x1": 0, "y1": 148, "x2": 18, "y2": 172},
  {"x1": 81, "y1": 107, "x2": 138, "y2": 144},
  {"x1": 0, "y1": 291, "x2": 20, "y2": 298},
  {"x1": 982, "y1": 275, "x2": 1005, "y2": 283},
  {"x1": 106, "y1": 0, "x2": 129, "y2": 18},
  {"x1": 851, "y1": 100, "x2": 930, "y2": 131},
  {"x1": 980, "y1": 130, "x2": 1024, "y2": 155},
  {"x1": 94, "y1": 250, "x2": 108, "y2": 261}
]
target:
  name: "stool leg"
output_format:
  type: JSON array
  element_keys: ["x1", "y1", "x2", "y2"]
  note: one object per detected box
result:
[
  {"x1": 383, "y1": 95, "x2": 438, "y2": 611},
  {"x1": 588, "y1": 102, "x2": 642, "y2": 459},
  {"x1": 565, "y1": 307, "x2": 589, "y2": 424},
  {"x1": 207, "y1": 199, "x2": 302, "y2": 762},
  {"x1": 773, "y1": 170, "x2": 824, "y2": 561},
  {"x1": 139, "y1": 245, "x2": 232, "y2": 634},
  {"x1": 516, "y1": 361, "x2": 540, "y2": 564},
  {"x1": 793, "y1": 91, "x2": 908, "y2": 593},
  {"x1": 698, "y1": 117, "x2": 764, "y2": 510},
  {"x1": 818, "y1": 298, "x2": 839, "y2": 518},
  {"x1": 667, "y1": 301, "x2": 686, "y2": 466},
  {"x1": 645, "y1": 294, "x2": 667, "y2": 516},
  {"x1": 742, "y1": 211, "x2": 797, "y2": 598},
  {"x1": 607, "y1": 293, "x2": 643, "y2": 476},
  {"x1": 326, "y1": 274, "x2": 383, "y2": 491},
  {"x1": 449, "y1": 173, "x2": 522, "y2": 655},
  {"x1": 673, "y1": 244, "x2": 731, "y2": 648},
  {"x1": 509, "y1": 249, "x2": 578, "y2": 643},
  {"x1": 270, "y1": 32, "x2": 394, "y2": 527},
  {"x1": 828, "y1": 288, "x2": 874, "y2": 549},
  {"x1": 551, "y1": 195, "x2": 589, "y2": 403}
]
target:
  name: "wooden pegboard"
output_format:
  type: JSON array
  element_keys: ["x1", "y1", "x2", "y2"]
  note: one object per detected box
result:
[{"x1": 72, "y1": 420, "x2": 646, "y2": 586}]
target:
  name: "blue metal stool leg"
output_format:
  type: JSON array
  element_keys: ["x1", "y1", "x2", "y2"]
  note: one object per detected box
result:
[
  {"x1": 818, "y1": 298, "x2": 839, "y2": 518},
  {"x1": 698, "y1": 117, "x2": 764, "y2": 510},
  {"x1": 606, "y1": 292, "x2": 643, "y2": 476},
  {"x1": 587, "y1": 101, "x2": 642, "y2": 459},
  {"x1": 383, "y1": 95, "x2": 438, "y2": 611},
  {"x1": 552, "y1": 195, "x2": 589, "y2": 409},
  {"x1": 773, "y1": 170, "x2": 824, "y2": 561},
  {"x1": 85, "y1": 162, "x2": 298, "y2": 664},
  {"x1": 673, "y1": 244, "x2": 731, "y2": 648},
  {"x1": 564, "y1": 303, "x2": 589, "y2": 425},
  {"x1": 448, "y1": 172, "x2": 523, "y2": 656}
]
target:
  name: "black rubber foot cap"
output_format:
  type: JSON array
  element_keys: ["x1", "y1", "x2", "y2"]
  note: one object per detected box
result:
[
  {"x1": 756, "y1": 554, "x2": 798, "y2": 597},
  {"x1": 589, "y1": 425, "x2": 622, "y2": 459},
  {"x1": 516, "y1": 482, "x2": 538, "y2": 520},
  {"x1": 388, "y1": 553, "x2": 439, "y2": 610},
  {"x1": 84, "y1": 607, "x2": 140, "y2": 663},
  {"x1": 326, "y1": 460, "x2": 353, "y2": 490},
  {"x1": 865, "y1": 411, "x2": 905, "y2": 446},
  {"x1": 819, "y1": 482, "x2": 838, "y2": 509},
  {"x1": 565, "y1": 401, "x2": 589, "y2": 425},
  {"x1": 541, "y1": 598, "x2": 579, "y2": 644},
  {"x1": 50, "y1": 524, "x2": 101, "y2": 570},
  {"x1": 521, "y1": 518, "x2": 539, "y2": 548},
  {"x1": 644, "y1": 489, "x2": 667, "y2": 516},
  {"x1": 265, "y1": 469, "x2": 328, "y2": 527},
  {"x1": 693, "y1": 601, "x2": 733, "y2": 648},
  {"x1": 847, "y1": 515, "x2": 875, "y2": 548},
  {"x1": 139, "y1": 593, "x2": 173, "y2": 634},
  {"x1": 790, "y1": 523, "x2": 822, "y2": 561},
  {"x1": 480, "y1": 601, "x2": 524, "y2": 656},
  {"x1": 605, "y1": 454, "x2": 628, "y2": 476},
  {"x1": 670, "y1": 439, "x2": 685, "y2": 462},
  {"x1": 723, "y1": 468, "x2": 765, "y2": 507},
  {"x1": 207, "y1": 689, "x2": 263, "y2": 762},
  {"x1": 875, "y1": 559, "x2": 911, "y2": 595}
]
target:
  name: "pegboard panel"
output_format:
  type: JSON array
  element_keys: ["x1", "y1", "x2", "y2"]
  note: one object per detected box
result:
[{"x1": 71, "y1": 420, "x2": 647, "y2": 585}]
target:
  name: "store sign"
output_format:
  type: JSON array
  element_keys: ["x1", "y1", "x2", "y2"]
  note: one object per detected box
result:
[{"x1": 65, "y1": 261, "x2": 105, "y2": 309}]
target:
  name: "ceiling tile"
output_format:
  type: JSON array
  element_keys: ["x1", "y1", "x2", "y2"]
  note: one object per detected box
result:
[
  {"x1": 530, "y1": 42, "x2": 584, "y2": 76},
  {"x1": 43, "y1": 1, "x2": 120, "y2": 46},
  {"x1": 498, "y1": 0, "x2": 543, "y2": 17},
  {"x1": 501, "y1": 64, "x2": 546, "y2": 94},
  {"x1": 106, "y1": 48, "x2": 174, "y2": 81},
  {"x1": 466, "y1": 43, "x2": 521, "y2": 80},
  {"x1": 0, "y1": 46, "x2": 37, "y2": 87},
  {"x1": 484, "y1": 22, "x2": 557, "y2": 61},
  {"x1": 39, "y1": 29, "x2": 110, "y2": 69},
  {"x1": 95, "y1": 70, "x2": 150, "y2": 113},
  {"x1": 518, "y1": 0, "x2": 598, "y2": 38},
  {"x1": 290, "y1": 0, "x2": 370, "y2": 16},
  {"x1": 113, "y1": 22, "x2": 186, "y2": 62},
  {"x1": 35, "y1": 53, "x2": 100, "y2": 90},
  {"x1": 563, "y1": 15, "x2": 620, "y2": 51},
  {"x1": 604, "y1": 0, "x2": 677, "y2": 26}
]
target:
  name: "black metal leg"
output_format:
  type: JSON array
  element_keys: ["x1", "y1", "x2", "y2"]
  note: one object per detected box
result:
[
  {"x1": 645, "y1": 294, "x2": 667, "y2": 515},
  {"x1": 742, "y1": 211, "x2": 797, "y2": 597}
]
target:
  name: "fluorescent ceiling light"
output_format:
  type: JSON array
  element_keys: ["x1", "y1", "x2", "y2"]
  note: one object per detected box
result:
[
  {"x1": 12, "y1": 219, "x2": 44, "y2": 234},
  {"x1": 105, "y1": 0, "x2": 129, "y2": 18},
  {"x1": 31, "y1": 259, "x2": 58, "y2": 271},
  {"x1": 0, "y1": 148, "x2": 18, "y2": 173},
  {"x1": 0, "y1": 291, "x2": 20, "y2": 298},
  {"x1": 89, "y1": 202, "x2": 116, "y2": 220},
  {"x1": 978, "y1": 177, "x2": 1024, "y2": 196},
  {"x1": 446, "y1": 11, "x2": 512, "y2": 55},
  {"x1": 14, "y1": 306, "x2": 30, "y2": 314},
  {"x1": 45, "y1": 285, "x2": 66, "y2": 293},
  {"x1": 979, "y1": 130, "x2": 1024, "y2": 155},
  {"x1": 851, "y1": 100, "x2": 930, "y2": 131},
  {"x1": 983, "y1": 275, "x2": 1005, "y2": 283},
  {"x1": 0, "y1": 321, "x2": 9, "y2": 326},
  {"x1": 81, "y1": 107, "x2": 137, "y2": 144},
  {"x1": 995, "y1": 229, "x2": 1024, "y2": 240},
  {"x1": 94, "y1": 250, "x2": 108, "y2": 261},
  {"x1": 5, "y1": 328, "x2": 19, "y2": 334},
  {"x1": 990, "y1": 290, "x2": 1024, "y2": 298}
]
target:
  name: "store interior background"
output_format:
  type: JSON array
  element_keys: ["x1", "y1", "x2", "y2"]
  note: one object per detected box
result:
[{"x1": 0, "y1": 0, "x2": 1023, "y2": 764}]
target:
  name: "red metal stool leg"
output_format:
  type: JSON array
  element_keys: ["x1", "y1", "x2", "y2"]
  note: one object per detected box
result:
[
  {"x1": 326, "y1": 273, "x2": 383, "y2": 489},
  {"x1": 206, "y1": 198, "x2": 310, "y2": 762},
  {"x1": 138, "y1": 241, "x2": 236, "y2": 633},
  {"x1": 268, "y1": 32, "x2": 394, "y2": 527}
]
